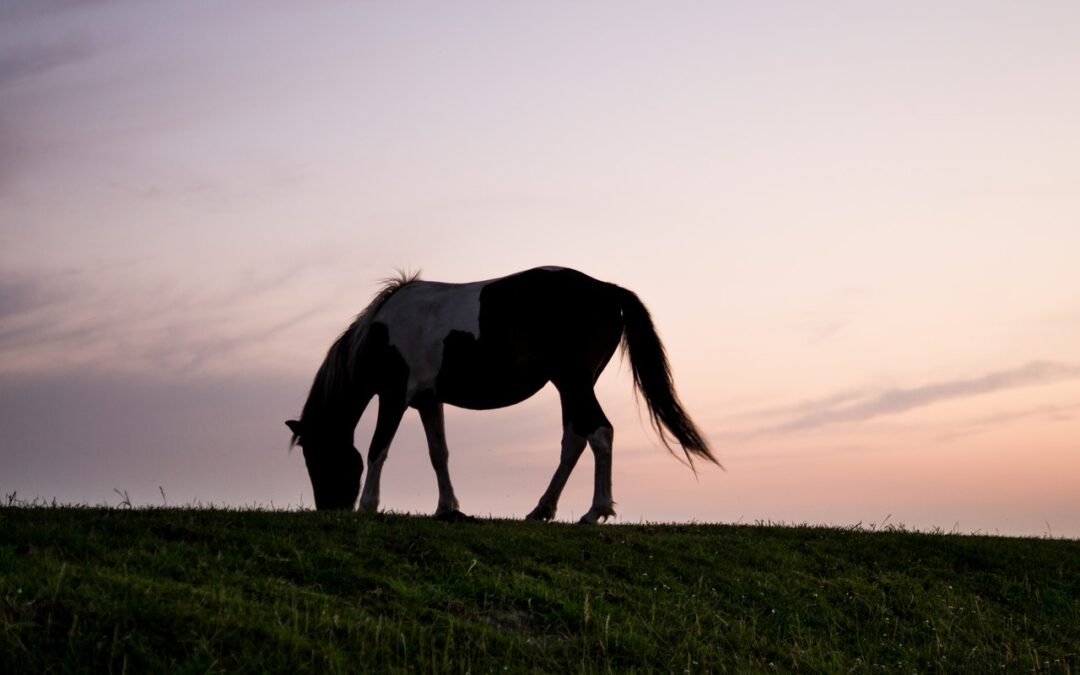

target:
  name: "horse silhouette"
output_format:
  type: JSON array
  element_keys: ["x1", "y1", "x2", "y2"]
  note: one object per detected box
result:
[{"x1": 287, "y1": 266, "x2": 716, "y2": 523}]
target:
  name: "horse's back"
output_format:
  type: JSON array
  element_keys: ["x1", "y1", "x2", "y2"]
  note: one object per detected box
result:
[
  {"x1": 373, "y1": 268, "x2": 623, "y2": 409},
  {"x1": 477, "y1": 267, "x2": 622, "y2": 353}
]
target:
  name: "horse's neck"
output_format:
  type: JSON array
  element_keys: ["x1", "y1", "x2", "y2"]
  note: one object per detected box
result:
[{"x1": 305, "y1": 386, "x2": 373, "y2": 437}]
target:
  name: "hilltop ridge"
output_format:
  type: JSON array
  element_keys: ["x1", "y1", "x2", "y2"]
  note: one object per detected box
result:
[{"x1": 1, "y1": 508, "x2": 1077, "y2": 672}]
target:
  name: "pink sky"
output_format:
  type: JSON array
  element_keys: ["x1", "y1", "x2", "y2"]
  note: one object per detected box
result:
[{"x1": 2, "y1": 2, "x2": 1078, "y2": 536}]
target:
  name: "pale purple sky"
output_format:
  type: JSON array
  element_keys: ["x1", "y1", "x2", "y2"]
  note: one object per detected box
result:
[{"x1": 2, "y1": 2, "x2": 1079, "y2": 535}]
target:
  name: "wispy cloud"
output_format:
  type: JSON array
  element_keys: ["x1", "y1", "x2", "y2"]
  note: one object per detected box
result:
[
  {"x1": 785, "y1": 287, "x2": 870, "y2": 346},
  {"x1": 0, "y1": 39, "x2": 94, "y2": 88},
  {"x1": 930, "y1": 402, "x2": 1080, "y2": 444},
  {"x1": 0, "y1": 273, "x2": 54, "y2": 318},
  {"x1": 0, "y1": 0, "x2": 121, "y2": 24},
  {"x1": 0, "y1": 34, "x2": 100, "y2": 189},
  {"x1": 0, "y1": 261, "x2": 342, "y2": 378},
  {"x1": 738, "y1": 361, "x2": 1080, "y2": 436}
]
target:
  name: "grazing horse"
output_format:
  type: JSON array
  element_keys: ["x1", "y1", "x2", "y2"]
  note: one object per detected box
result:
[{"x1": 286, "y1": 266, "x2": 716, "y2": 523}]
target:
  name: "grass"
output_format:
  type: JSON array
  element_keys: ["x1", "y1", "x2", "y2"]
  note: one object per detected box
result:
[{"x1": 1, "y1": 507, "x2": 1078, "y2": 673}]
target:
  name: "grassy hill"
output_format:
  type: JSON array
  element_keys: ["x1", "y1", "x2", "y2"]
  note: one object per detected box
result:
[{"x1": 1, "y1": 507, "x2": 1077, "y2": 673}]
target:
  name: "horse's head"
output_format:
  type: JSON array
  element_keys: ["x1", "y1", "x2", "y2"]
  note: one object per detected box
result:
[{"x1": 286, "y1": 419, "x2": 363, "y2": 510}]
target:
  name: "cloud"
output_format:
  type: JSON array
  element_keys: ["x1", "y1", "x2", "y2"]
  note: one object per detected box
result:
[
  {"x1": 744, "y1": 361, "x2": 1080, "y2": 435},
  {"x1": 0, "y1": 262, "x2": 341, "y2": 379},
  {"x1": 0, "y1": 274, "x2": 50, "y2": 318},
  {"x1": 0, "y1": 0, "x2": 120, "y2": 24},
  {"x1": 0, "y1": 36, "x2": 97, "y2": 189},
  {"x1": 784, "y1": 287, "x2": 870, "y2": 346},
  {"x1": 727, "y1": 389, "x2": 867, "y2": 423},
  {"x1": 0, "y1": 268, "x2": 91, "y2": 342},
  {"x1": 804, "y1": 316, "x2": 849, "y2": 345},
  {"x1": 0, "y1": 39, "x2": 95, "y2": 89},
  {"x1": 930, "y1": 402, "x2": 1080, "y2": 444}
]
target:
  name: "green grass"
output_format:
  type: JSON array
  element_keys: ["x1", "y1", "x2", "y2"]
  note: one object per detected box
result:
[{"x1": 1, "y1": 508, "x2": 1078, "y2": 673}]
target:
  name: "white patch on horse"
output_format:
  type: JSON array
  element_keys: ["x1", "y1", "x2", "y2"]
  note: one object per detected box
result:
[{"x1": 375, "y1": 280, "x2": 486, "y2": 402}]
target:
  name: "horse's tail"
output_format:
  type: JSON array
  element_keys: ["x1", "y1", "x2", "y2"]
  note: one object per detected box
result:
[{"x1": 613, "y1": 285, "x2": 719, "y2": 472}]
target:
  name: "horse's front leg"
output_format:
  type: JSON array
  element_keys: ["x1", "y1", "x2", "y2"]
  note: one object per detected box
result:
[
  {"x1": 417, "y1": 400, "x2": 468, "y2": 520},
  {"x1": 358, "y1": 396, "x2": 405, "y2": 514}
]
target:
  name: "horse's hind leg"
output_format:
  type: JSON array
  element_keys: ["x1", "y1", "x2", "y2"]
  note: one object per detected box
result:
[
  {"x1": 417, "y1": 401, "x2": 465, "y2": 519},
  {"x1": 527, "y1": 386, "x2": 612, "y2": 522},
  {"x1": 580, "y1": 424, "x2": 616, "y2": 524},
  {"x1": 526, "y1": 421, "x2": 587, "y2": 521}
]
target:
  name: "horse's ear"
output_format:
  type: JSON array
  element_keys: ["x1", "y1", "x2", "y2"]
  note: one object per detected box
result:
[{"x1": 285, "y1": 419, "x2": 302, "y2": 435}]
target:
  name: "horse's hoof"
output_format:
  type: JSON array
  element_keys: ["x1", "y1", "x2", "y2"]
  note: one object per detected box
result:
[
  {"x1": 435, "y1": 509, "x2": 477, "y2": 523},
  {"x1": 578, "y1": 509, "x2": 615, "y2": 525},
  {"x1": 525, "y1": 506, "x2": 554, "y2": 522}
]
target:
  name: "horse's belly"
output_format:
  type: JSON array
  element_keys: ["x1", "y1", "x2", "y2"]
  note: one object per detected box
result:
[
  {"x1": 439, "y1": 376, "x2": 548, "y2": 410},
  {"x1": 433, "y1": 331, "x2": 548, "y2": 409}
]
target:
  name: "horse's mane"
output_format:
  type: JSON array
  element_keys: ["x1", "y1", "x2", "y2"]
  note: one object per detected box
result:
[{"x1": 291, "y1": 270, "x2": 422, "y2": 446}]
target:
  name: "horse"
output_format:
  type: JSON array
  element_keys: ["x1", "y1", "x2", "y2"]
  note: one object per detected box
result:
[{"x1": 286, "y1": 266, "x2": 716, "y2": 523}]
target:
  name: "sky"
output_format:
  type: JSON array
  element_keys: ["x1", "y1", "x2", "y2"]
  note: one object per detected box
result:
[{"x1": 2, "y1": 1, "x2": 1078, "y2": 536}]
